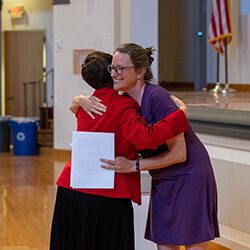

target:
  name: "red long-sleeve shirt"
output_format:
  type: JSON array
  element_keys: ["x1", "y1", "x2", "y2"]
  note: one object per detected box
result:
[{"x1": 56, "y1": 88, "x2": 188, "y2": 205}]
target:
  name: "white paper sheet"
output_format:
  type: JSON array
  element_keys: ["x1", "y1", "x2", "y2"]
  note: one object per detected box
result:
[{"x1": 70, "y1": 131, "x2": 115, "y2": 189}]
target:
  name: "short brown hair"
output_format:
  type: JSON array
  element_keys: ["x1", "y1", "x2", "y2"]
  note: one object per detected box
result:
[{"x1": 81, "y1": 51, "x2": 113, "y2": 89}]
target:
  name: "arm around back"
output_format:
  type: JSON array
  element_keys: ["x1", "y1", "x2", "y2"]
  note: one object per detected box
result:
[{"x1": 120, "y1": 105, "x2": 188, "y2": 151}]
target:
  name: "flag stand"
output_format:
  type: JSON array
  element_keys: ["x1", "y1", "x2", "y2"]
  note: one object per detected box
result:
[
  {"x1": 222, "y1": 38, "x2": 235, "y2": 94},
  {"x1": 208, "y1": 0, "x2": 233, "y2": 95},
  {"x1": 210, "y1": 52, "x2": 222, "y2": 93}
]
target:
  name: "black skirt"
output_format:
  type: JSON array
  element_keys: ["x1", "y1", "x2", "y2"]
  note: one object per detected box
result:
[{"x1": 50, "y1": 186, "x2": 135, "y2": 250}]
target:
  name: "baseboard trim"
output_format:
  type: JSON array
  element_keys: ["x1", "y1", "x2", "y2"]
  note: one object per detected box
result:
[
  {"x1": 159, "y1": 81, "x2": 194, "y2": 91},
  {"x1": 214, "y1": 224, "x2": 250, "y2": 250},
  {"x1": 207, "y1": 83, "x2": 250, "y2": 92},
  {"x1": 52, "y1": 148, "x2": 71, "y2": 156},
  {"x1": 214, "y1": 237, "x2": 250, "y2": 250},
  {"x1": 38, "y1": 147, "x2": 71, "y2": 158}
]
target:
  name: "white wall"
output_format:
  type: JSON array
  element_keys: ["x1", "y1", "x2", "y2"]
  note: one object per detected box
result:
[
  {"x1": 119, "y1": 1, "x2": 130, "y2": 44},
  {"x1": 53, "y1": 0, "x2": 116, "y2": 149},
  {"x1": 133, "y1": 194, "x2": 157, "y2": 250},
  {"x1": 130, "y1": 0, "x2": 158, "y2": 82}
]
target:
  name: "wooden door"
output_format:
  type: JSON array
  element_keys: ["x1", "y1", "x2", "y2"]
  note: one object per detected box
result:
[{"x1": 4, "y1": 30, "x2": 45, "y2": 117}]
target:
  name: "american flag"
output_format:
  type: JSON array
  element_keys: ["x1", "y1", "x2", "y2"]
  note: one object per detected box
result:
[{"x1": 208, "y1": 0, "x2": 232, "y2": 55}]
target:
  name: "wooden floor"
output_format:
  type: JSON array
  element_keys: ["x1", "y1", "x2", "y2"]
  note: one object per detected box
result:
[
  {"x1": 0, "y1": 146, "x2": 232, "y2": 250},
  {"x1": 0, "y1": 148, "x2": 70, "y2": 250}
]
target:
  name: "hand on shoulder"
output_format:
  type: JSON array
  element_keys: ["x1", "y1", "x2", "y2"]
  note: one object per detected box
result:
[{"x1": 170, "y1": 95, "x2": 187, "y2": 116}]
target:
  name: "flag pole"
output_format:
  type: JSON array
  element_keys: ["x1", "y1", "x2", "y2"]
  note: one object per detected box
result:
[
  {"x1": 211, "y1": 52, "x2": 222, "y2": 93},
  {"x1": 222, "y1": 37, "x2": 235, "y2": 94}
]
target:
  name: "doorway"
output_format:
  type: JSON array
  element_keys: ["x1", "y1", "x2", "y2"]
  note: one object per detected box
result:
[
  {"x1": 158, "y1": 0, "x2": 207, "y2": 91},
  {"x1": 4, "y1": 30, "x2": 45, "y2": 117}
]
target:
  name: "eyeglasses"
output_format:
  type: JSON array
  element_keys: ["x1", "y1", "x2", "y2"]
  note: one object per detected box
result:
[{"x1": 107, "y1": 65, "x2": 135, "y2": 74}]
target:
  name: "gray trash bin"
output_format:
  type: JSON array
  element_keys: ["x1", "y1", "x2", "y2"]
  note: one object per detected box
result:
[{"x1": 0, "y1": 116, "x2": 11, "y2": 152}]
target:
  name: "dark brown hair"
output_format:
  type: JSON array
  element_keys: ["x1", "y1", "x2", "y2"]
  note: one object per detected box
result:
[
  {"x1": 81, "y1": 51, "x2": 113, "y2": 89},
  {"x1": 115, "y1": 43, "x2": 155, "y2": 81}
]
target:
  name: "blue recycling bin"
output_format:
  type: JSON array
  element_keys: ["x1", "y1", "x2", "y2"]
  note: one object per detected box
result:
[
  {"x1": 0, "y1": 116, "x2": 11, "y2": 152},
  {"x1": 8, "y1": 117, "x2": 40, "y2": 156}
]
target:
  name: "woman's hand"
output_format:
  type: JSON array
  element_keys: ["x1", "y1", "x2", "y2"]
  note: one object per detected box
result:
[
  {"x1": 78, "y1": 95, "x2": 107, "y2": 119},
  {"x1": 100, "y1": 157, "x2": 136, "y2": 173},
  {"x1": 69, "y1": 96, "x2": 81, "y2": 114},
  {"x1": 170, "y1": 95, "x2": 188, "y2": 116},
  {"x1": 69, "y1": 95, "x2": 107, "y2": 119}
]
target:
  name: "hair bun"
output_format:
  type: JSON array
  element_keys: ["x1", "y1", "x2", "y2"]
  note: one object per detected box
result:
[{"x1": 145, "y1": 46, "x2": 155, "y2": 65}]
